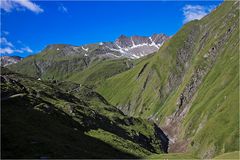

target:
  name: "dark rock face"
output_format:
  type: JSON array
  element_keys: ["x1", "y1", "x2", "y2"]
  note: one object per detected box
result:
[
  {"x1": 132, "y1": 36, "x2": 151, "y2": 45},
  {"x1": 151, "y1": 33, "x2": 169, "y2": 44},
  {"x1": 166, "y1": 24, "x2": 200, "y2": 97},
  {"x1": 0, "y1": 56, "x2": 22, "y2": 67},
  {"x1": 154, "y1": 124, "x2": 169, "y2": 153},
  {"x1": 115, "y1": 35, "x2": 134, "y2": 48}
]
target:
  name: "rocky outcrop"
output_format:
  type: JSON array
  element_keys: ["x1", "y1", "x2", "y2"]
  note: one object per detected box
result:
[
  {"x1": 154, "y1": 124, "x2": 169, "y2": 153},
  {"x1": 164, "y1": 24, "x2": 200, "y2": 97},
  {"x1": 137, "y1": 63, "x2": 149, "y2": 79},
  {"x1": 0, "y1": 56, "x2": 22, "y2": 67}
]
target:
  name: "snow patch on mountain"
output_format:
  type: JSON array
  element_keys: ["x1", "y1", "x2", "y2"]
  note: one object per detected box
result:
[
  {"x1": 102, "y1": 34, "x2": 169, "y2": 59},
  {"x1": 0, "y1": 56, "x2": 22, "y2": 66},
  {"x1": 82, "y1": 46, "x2": 89, "y2": 52}
]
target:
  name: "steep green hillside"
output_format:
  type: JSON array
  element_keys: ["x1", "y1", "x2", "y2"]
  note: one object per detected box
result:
[
  {"x1": 67, "y1": 58, "x2": 134, "y2": 86},
  {"x1": 1, "y1": 68, "x2": 168, "y2": 159},
  {"x1": 98, "y1": 1, "x2": 239, "y2": 158}
]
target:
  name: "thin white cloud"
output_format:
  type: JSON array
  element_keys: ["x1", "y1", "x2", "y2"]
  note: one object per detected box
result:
[
  {"x1": 0, "y1": 37, "x2": 14, "y2": 47},
  {"x1": 0, "y1": 0, "x2": 13, "y2": 12},
  {"x1": 0, "y1": 36, "x2": 33, "y2": 54},
  {"x1": 58, "y1": 4, "x2": 68, "y2": 13},
  {"x1": 15, "y1": 49, "x2": 24, "y2": 53},
  {"x1": 21, "y1": 46, "x2": 33, "y2": 53},
  {"x1": 0, "y1": 46, "x2": 33, "y2": 54},
  {"x1": 183, "y1": 5, "x2": 216, "y2": 23},
  {"x1": 0, "y1": 47, "x2": 14, "y2": 54},
  {"x1": 17, "y1": 40, "x2": 22, "y2": 44},
  {"x1": 0, "y1": 0, "x2": 43, "y2": 13},
  {"x1": 2, "y1": 31, "x2": 9, "y2": 36}
]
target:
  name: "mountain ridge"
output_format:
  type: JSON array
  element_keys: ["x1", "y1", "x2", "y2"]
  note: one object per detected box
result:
[{"x1": 36, "y1": 33, "x2": 169, "y2": 59}]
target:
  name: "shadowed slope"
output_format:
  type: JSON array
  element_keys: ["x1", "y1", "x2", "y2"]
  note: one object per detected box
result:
[{"x1": 1, "y1": 68, "x2": 168, "y2": 159}]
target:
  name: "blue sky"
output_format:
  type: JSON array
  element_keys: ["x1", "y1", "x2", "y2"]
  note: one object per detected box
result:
[{"x1": 1, "y1": 0, "x2": 223, "y2": 57}]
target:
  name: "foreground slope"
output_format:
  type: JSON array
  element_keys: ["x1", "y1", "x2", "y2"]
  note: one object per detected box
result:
[
  {"x1": 98, "y1": 1, "x2": 239, "y2": 158},
  {"x1": 1, "y1": 68, "x2": 168, "y2": 159}
]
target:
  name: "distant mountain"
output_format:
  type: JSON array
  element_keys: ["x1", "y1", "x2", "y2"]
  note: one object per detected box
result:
[
  {"x1": 8, "y1": 34, "x2": 169, "y2": 85},
  {"x1": 41, "y1": 33, "x2": 169, "y2": 60},
  {"x1": 0, "y1": 56, "x2": 22, "y2": 67}
]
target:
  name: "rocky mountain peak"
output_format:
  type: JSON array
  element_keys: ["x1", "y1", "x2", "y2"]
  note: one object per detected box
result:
[
  {"x1": 104, "y1": 33, "x2": 170, "y2": 59},
  {"x1": 115, "y1": 35, "x2": 133, "y2": 48},
  {"x1": 151, "y1": 33, "x2": 169, "y2": 45}
]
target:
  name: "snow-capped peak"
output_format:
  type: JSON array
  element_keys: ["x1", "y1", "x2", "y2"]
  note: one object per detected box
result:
[{"x1": 103, "y1": 34, "x2": 169, "y2": 59}]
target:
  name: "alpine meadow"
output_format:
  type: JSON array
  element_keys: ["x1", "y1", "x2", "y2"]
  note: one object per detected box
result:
[{"x1": 1, "y1": 1, "x2": 239, "y2": 159}]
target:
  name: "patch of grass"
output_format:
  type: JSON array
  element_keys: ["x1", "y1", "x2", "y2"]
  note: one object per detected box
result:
[
  {"x1": 147, "y1": 153, "x2": 196, "y2": 159},
  {"x1": 213, "y1": 151, "x2": 240, "y2": 159},
  {"x1": 87, "y1": 129, "x2": 151, "y2": 157}
]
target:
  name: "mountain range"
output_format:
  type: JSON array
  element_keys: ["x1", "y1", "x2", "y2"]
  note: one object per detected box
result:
[
  {"x1": 1, "y1": 1, "x2": 239, "y2": 159},
  {"x1": 6, "y1": 33, "x2": 168, "y2": 85}
]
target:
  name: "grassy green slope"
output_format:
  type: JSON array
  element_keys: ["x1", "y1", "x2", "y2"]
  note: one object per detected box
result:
[
  {"x1": 1, "y1": 68, "x2": 168, "y2": 159},
  {"x1": 67, "y1": 58, "x2": 133, "y2": 85},
  {"x1": 98, "y1": 1, "x2": 239, "y2": 158}
]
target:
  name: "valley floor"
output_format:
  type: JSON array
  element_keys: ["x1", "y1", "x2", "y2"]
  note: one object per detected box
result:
[
  {"x1": 213, "y1": 151, "x2": 240, "y2": 159},
  {"x1": 147, "y1": 151, "x2": 240, "y2": 159},
  {"x1": 147, "y1": 153, "x2": 196, "y2": 159}
]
